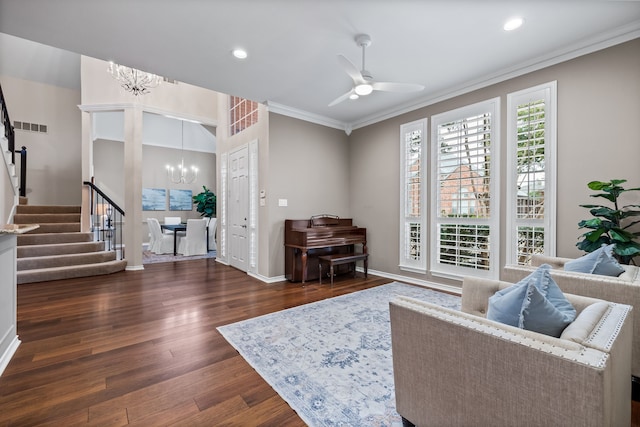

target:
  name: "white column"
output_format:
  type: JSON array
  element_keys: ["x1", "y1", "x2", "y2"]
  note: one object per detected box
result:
[{"x1": 123, "y1": 107, "x2": 144, "y2": 270}]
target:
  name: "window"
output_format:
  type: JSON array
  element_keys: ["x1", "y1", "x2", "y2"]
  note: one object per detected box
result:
[
  {"x1": 229, "y1": 96, "x2": 258, "y2": 136},
  {"x1": 399, "y1": 119, "x2": 427, "y2": 272},
  {"x1": 431, "y1": 98, "x2": 500, "y2": 279},
  {"x1": 506, "y1": 82, "x2": 557, "y2": 265}
]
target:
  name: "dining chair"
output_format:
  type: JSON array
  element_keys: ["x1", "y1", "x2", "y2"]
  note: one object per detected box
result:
[
  {"x1": 163, "y1": 216, "x2": 182, "y2": 234},
  {"x1": 208, "y1": 218, "x2": 217, "y2": 251},
  {"x1": 147, "y1": 218, "x2": 176, "y2": 254},
  {"x1": 177, "y1": 219, "x2": 208, "y2": 256}
]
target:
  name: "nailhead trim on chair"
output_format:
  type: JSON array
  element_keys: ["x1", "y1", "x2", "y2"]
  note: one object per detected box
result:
[{"x1": 392, "y1": 296, "x2": 610, "y2": 368}]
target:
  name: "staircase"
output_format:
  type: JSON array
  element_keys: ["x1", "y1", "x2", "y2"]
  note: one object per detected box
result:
[{"x1": 14, "y1": 204, "x2": 127, "y2": 284}]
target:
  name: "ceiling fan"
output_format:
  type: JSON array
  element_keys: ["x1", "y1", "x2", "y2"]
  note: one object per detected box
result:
[{"x1": 328, "y1": 34, "x2": 425, "y2": 107}]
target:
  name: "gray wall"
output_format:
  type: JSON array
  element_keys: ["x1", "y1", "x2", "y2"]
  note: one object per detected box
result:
[
  {"x1": 267, "y1": 113, "x2": 350, "y2": 277},
  {"x1": 349, "y1": 38, "x2": 640, "y2": 287},
  {"x1": 0, "y1": 75, "x2": 82, "y2": 206}
]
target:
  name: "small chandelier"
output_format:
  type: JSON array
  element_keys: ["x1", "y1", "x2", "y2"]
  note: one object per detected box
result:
[
  {"x1": 108, "y1": 61, "x2": 162, "y2": 96},
  {"x1": 166, "y1": 121, "x2": 198, "y2": 184}
]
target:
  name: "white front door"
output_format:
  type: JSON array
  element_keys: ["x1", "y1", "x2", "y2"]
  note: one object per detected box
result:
[{"x1": 228, "y1": 146, "x2": 249, "y2": 272}]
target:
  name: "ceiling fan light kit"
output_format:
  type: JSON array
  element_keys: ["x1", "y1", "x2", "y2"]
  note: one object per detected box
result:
[
  {"x1": 328, "y1": 33, "x2": 424, "y2": 107},
  {"x1": 355, "y1": 83, "x2": 373, "y2": 96}
]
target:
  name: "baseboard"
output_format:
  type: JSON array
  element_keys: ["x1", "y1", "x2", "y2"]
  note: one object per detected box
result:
[
  {"x1": 248, "y1": 271, "x2": 286, "y2": 284},
  {"x1": 247, "y1": 265, "x2": 463, "y2": 295},
  {"x1": 0, "y1": 335, "x2": 20, "y2": 378},
  {"x1": 363, "y1": 268, "x2": 462, "y2": 296}
]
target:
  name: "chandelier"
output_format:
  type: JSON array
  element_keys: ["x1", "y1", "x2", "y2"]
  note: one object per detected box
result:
[
  {"x1": 107, "y1": 61, "x2": 162, "y2": 96},
  {"x1": 166, "y1": 121, "x2": 198, "y2": 184}
]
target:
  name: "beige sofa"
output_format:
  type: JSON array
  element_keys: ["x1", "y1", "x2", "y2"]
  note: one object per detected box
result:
[
  {"x1": 390, "y1": 277, "x2": 633, "y2": 427},
  {"x1": 504, "y1": 254, "x2": 640, "y2": 380}
]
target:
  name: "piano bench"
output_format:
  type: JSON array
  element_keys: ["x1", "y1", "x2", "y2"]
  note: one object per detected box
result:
[{"x1": 318, "y1": 253, "x2": 369, "y2": 286}]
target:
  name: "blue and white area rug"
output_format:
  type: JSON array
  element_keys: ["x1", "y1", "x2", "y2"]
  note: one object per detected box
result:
[{"x1": 217, "y1": 282, "x2": 461, "y2": 426}]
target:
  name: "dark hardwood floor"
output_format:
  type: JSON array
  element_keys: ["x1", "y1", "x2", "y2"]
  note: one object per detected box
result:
[
  {"x1": 1, "y1": 259, "x2": 638, "y2": 426},
  {"x1": 0, "y1": 259, "x2": 389, "y2": 426}
]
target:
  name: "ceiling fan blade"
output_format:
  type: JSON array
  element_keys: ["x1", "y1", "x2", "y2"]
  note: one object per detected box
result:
[
  {"x1": 372, "y1": 81, "x2": 425, "y2": 93},
  {"x1": 328, "y1": 89, "x2": 355, "y2": 107},
  {"x1": 337, "y1": 54, "x2": 364, "y2": 84}
]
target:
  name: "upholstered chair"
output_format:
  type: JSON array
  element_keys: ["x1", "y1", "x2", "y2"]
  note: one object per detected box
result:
[
  {"x1": 504, "y1": 255, "x2": 640, "y2": 383},
  {"x1": 177, "y1": 219, "x2": 207, "y2": 256},
  {"x1": 390, "y1": 277, "x2": 633, "y2": 427},
  {"x1": 147, "y1": 218, "x2": 176, "y2": 255},
  {"x1": 207, "y1": 218, "x2": 217, "y2": 251}
]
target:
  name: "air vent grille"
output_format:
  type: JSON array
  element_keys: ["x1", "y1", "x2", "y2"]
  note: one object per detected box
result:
[{"x1": 13, "y1": 121, "x2": 48, "y2": 134}]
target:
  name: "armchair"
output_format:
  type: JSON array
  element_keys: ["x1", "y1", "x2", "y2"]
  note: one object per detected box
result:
[
  {"x1": 390, "y1": 277, "x2": 633, "y2": 427},
  {"x1": 504, "y1": 255, "x2": 640, "y2": 381}
]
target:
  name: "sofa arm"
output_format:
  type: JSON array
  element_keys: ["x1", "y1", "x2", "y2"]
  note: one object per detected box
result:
[
  {"x1": 531, "y1": 254, "x2": 573, "y2": 268},
  {"x1": 389, "y1": 296, "x2": 631, "y2": 427}
]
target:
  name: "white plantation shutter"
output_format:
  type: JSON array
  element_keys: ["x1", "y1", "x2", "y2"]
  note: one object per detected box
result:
[
  {"x1": 399, "y1": 119, "x2": 427, "y2": 272},
  {"x1": 507, "y1": 82, "x2": 557, "y2": 265},
  {"x1": 431, "y1": 99, "x2": 500, "y2": 279}
]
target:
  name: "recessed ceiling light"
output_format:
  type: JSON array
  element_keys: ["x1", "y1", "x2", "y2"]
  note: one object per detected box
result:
[
  {"x1": 349, "y1": 93, "x2": 359, "y2": 100},
  {"x1": 232, "y1": 48, "x2": 248, "y2": 59},
  {"x1": 504, "y1": 17, "x2": 524, "y2": 31}
]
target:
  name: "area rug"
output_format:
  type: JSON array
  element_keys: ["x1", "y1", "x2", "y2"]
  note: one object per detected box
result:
[
  {"x1": 142, "y1": 250, "x2": 216, "y2": 264},
  {"x1": 217, "y1": 282, "x2": 461, "y2": 426}
]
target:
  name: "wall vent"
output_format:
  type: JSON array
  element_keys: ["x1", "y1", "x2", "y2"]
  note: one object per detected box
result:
[{"x1": 14, "y1": 121, "x2": 48, "y2": 134}]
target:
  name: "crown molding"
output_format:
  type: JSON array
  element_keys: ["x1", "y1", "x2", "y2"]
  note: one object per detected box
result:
[
  {"x1": 265, "y1": 101, "x2": 347, "y2": 132},
  {"x1": 351, "y1": 22, "x2": 640, "y2": 130},
  {"x1": 265, "y1": 23, "x2": 640, "y2": 134}
]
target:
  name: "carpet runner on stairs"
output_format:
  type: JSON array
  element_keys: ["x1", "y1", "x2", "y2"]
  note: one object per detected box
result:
[{"x1": 14, "y1": 204, "x2": 127, "y2": 284}]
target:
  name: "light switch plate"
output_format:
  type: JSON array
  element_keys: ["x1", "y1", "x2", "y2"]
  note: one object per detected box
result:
[{"x1": 278, "y1": 199, "x2": 288, "y2": 207}]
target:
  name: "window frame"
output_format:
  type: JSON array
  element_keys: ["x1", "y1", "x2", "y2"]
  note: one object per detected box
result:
[
  {"x1": 506, "y1": 81, "x2": 557, "y2": 265},
  {"x1": 399, "y1": 119, "x2": 428, "y2": 273},
  {"x1": 229, "y1": 96, "x2": 258, "y2": 136},
  {"x1": 430, "y1": 97, "x2": 500, "y2": 280}
]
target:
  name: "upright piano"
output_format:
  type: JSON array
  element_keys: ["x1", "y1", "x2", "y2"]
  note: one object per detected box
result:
[{"x1": 284, "y1": 215, "x2": 367, "y2": 283}]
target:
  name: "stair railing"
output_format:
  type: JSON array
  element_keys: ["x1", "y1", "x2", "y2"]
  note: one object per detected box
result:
[
  {"x1": 83, "y1": 181, "x2": 125, "y2": 260},
  {"x1": 0, "y1": 83, "x2": 15, "y2": 164},
  {"x1": 1, "y1": 83, "x2": 27, "y2": 197},
  {"x1": 16, "y1": 146, "x2": 26, "y2": 197}
]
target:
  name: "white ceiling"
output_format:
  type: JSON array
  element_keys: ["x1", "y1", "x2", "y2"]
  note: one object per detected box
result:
[{"x1": 1, "y1": 1, "x2": 639, "y2": 131}]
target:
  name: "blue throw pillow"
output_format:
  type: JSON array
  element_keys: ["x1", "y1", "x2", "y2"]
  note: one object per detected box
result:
[
  {"x1": 564, "y1": 244, "x2": 624, "y2": 277},
  {"x1": 486, "y1": 264, "x2": 576, "y2": 337}
]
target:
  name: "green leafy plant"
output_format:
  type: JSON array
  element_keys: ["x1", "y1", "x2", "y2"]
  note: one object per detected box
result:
[
  {"x1": 192, "y1": 185, "x2": 216, "y2": 219},
  {"x1": 576, "y1": 179, "x2": 640, "y2": 265}
]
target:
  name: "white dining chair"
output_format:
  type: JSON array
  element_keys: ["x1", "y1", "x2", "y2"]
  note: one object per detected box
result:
[
  {"x1": 163, "y1": 216, "x2": 182, "y2": 234},
  {"x1": 177, "y1": 219, "x2": 208, "y2": 256},
  {"x1": 147, "y1": 218, "x2": 177, "y2": 254},
  {"x1": 207, "y1": 218, "x2": 217, "y2": 251}
]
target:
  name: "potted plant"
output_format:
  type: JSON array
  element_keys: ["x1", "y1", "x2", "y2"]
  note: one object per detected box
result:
[
  {"x1": 192, "y1": 185, "x2": 216, "y2": 220},
  {"x1": 576, "y1": 179, "x2": 640, "y2": 265}
]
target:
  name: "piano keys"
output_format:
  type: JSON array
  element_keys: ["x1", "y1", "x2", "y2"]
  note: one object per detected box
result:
[{"x1": 284, "y1": 215, "x2": 367, "y2": 283}]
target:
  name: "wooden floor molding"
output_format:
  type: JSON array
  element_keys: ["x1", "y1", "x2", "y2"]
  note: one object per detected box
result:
[{"x1": 1, "y1": 259, "x2": 638, "y2": 426}]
